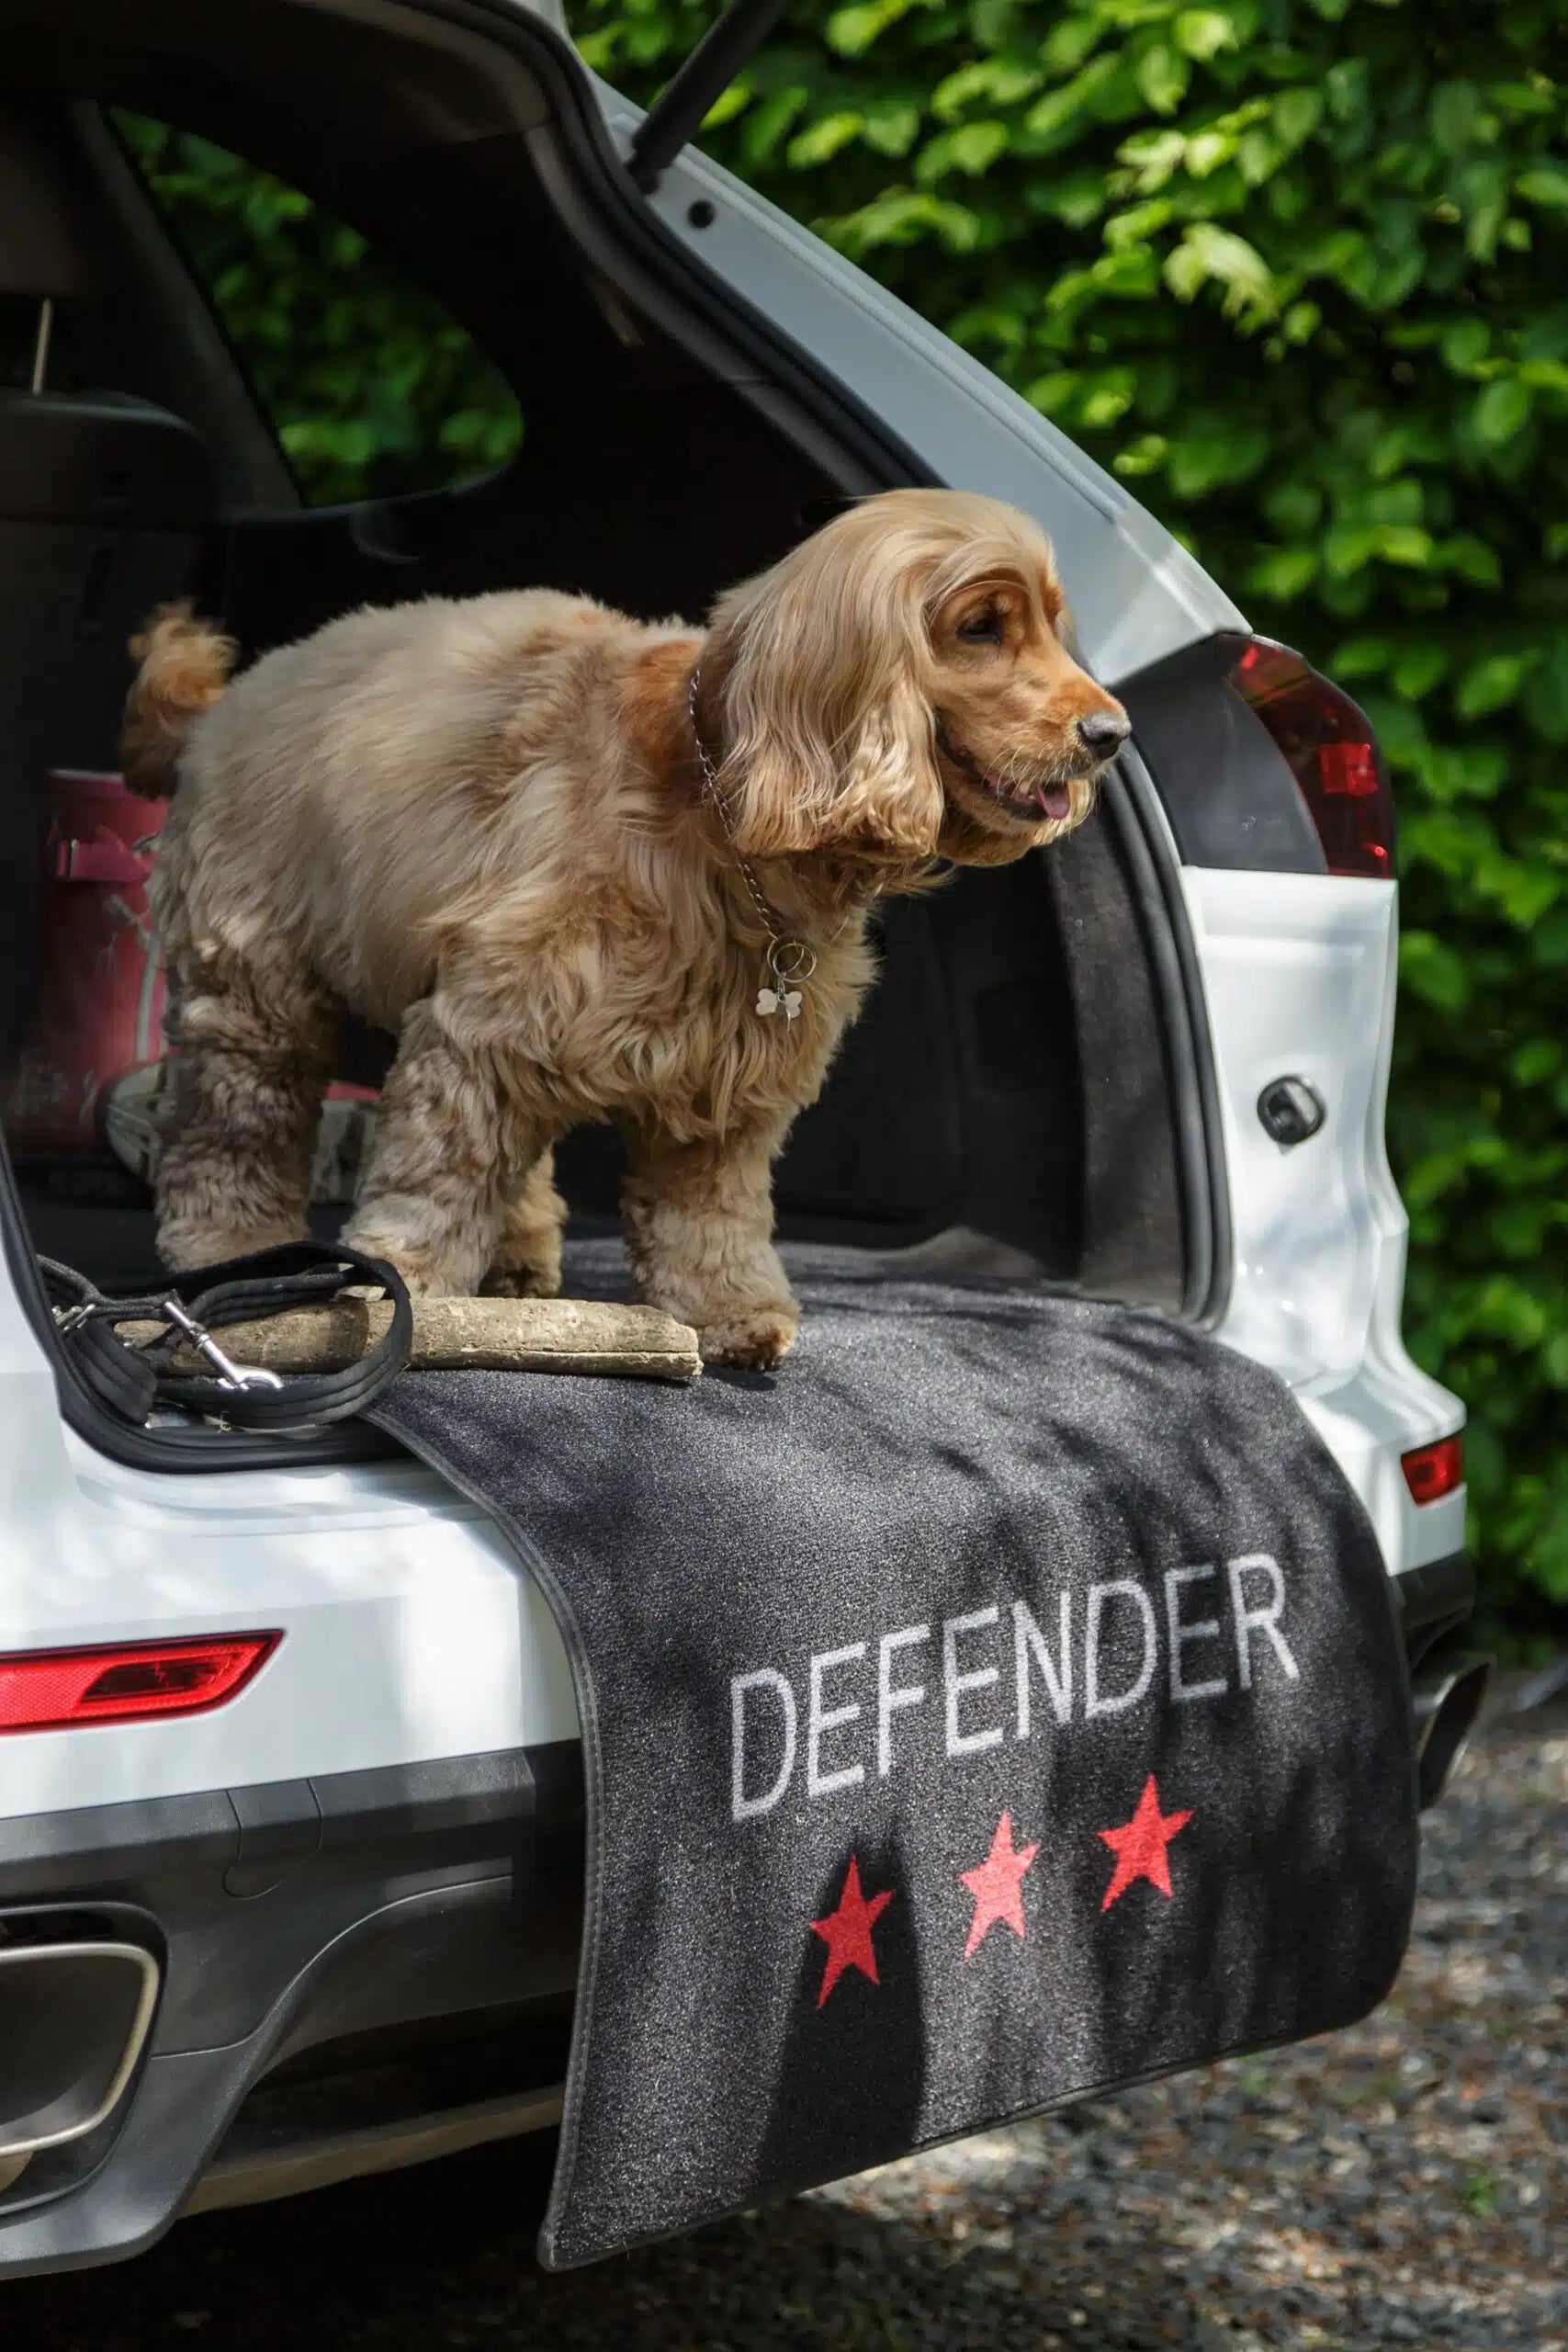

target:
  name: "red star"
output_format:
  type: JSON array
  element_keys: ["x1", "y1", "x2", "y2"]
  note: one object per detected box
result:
[
  {"x1": 959, "y1": 1809, "x2": 1040, "y2": 1959},
  {"x1": 1097, "y1": 1774, "x2": 1193, "y2": 1912},
  {"x1": 811, "y1": 1854, "x2": 894, "y2": 2007}
]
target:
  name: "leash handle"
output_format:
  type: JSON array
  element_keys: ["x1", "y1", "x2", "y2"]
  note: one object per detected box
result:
[{"x1": 40, "y1": 1240, "x2": 415, "y2": 1432}]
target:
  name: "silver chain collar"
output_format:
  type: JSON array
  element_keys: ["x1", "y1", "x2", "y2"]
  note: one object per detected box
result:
[{"x1": 687, "y1": 665, "x2": 817, "y2": 1023}]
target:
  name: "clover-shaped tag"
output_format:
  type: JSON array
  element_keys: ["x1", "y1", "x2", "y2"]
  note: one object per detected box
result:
[{"x1": 756, "y1": 987, "x2": 803, "y2": 1022}]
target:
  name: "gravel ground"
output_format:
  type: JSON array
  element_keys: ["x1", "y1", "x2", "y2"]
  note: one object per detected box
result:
[{"x1": 7, "y1": 1696, "x2": 1564, "y2": 2351}]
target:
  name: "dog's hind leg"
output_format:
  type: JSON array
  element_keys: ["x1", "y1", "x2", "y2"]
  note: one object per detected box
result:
[
  {"x1": 481, "y1": 1148, "x2": 567, "y2": 1298},
  {"x1": 621, "y1": 1113, "x2": 799, "y2": 1369},
  {"x1": 344, "y1": 999, "x2": 543, "y2": 1297},
  {"x1": 156, "y1": 942, "x2": 340, "y2": 1271}
]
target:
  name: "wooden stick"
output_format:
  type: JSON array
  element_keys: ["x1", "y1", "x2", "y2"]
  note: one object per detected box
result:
[{"x1": 116, "y1": 1295, "x2": 702, "y2": 1383}]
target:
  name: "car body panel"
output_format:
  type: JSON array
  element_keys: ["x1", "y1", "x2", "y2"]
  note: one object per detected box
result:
[{"x1": 0, "y1": 1428, "x2": 577, "y2": 1817}]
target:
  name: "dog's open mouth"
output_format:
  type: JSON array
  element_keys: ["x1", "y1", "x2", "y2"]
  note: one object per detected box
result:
[{"x1": 934, "y1": 718, "x2": 1074, "y2": 824}]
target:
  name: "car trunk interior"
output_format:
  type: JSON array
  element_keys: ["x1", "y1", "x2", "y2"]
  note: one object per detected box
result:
[{"x1": 0, "y1": 0, "x2": 1197, "y2": 1461}]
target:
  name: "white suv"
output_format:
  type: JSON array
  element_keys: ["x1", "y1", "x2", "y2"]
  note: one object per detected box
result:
[{"x1": 0, "y1": 0, "x2": 1472, "y2": 2277}]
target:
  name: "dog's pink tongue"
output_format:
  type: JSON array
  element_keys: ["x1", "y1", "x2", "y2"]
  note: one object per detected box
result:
[{"x1": 1035, "y1": 782, "x2": 1072, "y2": 820}]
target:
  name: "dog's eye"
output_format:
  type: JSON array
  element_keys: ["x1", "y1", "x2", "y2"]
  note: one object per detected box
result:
[{"x1": 955, "y1": 608, "x2": 1004, "y2": 645}]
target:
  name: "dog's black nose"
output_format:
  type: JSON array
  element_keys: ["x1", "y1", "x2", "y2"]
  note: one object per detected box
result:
[{"x1": 1076, "y1": 709, "x2": 1131, "y2": 757}]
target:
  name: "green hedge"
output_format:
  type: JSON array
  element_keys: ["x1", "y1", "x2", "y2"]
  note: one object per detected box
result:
[
  {"x1": 132, "y1": 3, "x2": 1568, "y2": 1638},
  {"x1": 117, "y1": 116, "x2": 522, "y2": 505}
]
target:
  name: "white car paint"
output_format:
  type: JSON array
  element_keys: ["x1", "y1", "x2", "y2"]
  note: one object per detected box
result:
[{"x1": 1184, "y1": 867, "x2": 1464, "y2": 1573}]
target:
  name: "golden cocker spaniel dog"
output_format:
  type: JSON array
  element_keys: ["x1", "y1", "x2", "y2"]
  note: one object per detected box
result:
[{"x1": 125, "y1": 489, "x2": 1128, "y2": 1367}]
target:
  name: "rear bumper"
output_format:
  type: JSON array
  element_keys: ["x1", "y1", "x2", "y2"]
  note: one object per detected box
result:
[{"x1": 0, "y1": 1743, "x2": 582, "y2": 2278}]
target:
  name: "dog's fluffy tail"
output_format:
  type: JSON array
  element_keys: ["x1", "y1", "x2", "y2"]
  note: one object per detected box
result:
[{"x1": 121, "y1": 601, "x2": 237, "y2": 797}]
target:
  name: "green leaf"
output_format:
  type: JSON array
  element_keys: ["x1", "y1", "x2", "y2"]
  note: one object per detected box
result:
[
  {"x1": 1247, "y1": 545, "x2": 1317, "y2": 598},
  {"x1": 1430, "y1": 81, "x2": 1482, "y2": 156},
  {"x1": 1438, "y1": 535, "x2": 1505, "y2": 588},
  {"x1": 1472, "y1": 375, "x2": 1532, "y2": 446},
  {"x1": 1135, "y1": 43, "x2": 1190, "y2": 117},
  {"x1": 1162, "y1": 222, "x2": 1277, "y2": 321},
  {"x1": 1323, "y1": 524, "x2": 1380, "y2": 579},
  {"x1": 1454, "y1": 157, "x2": 1510, "y2": 259},
  {"x1": 825, "y1": 0, "x2": 922, "y2": 58},
  {"x1": 1330, "y1": 636, "x2": 1393, "y2": 679},
  {"x1": 1263, "y1": 480, "x2": 1323, "y2": 537},
  {"x1": 1441, "y1": 316, "x2": 1489, "y2": 372},
  {"x1": 1024, "y1": 83, "x2": 1090, "y2": 149},
  {"x1": 1273, "y1": 87, "x2": 1323, "y2": 148},
  {"x1": 1392, "y1": 642, "x2": 1447, "y2": 699},
  {"x1": 931, "y1": 58, "x2": 1041, "y2": 119},
  {"x1": 916, "y1": 119, "x2": 1010, "y2": 181},
  {"x1": 1511, "y1": 1039, "x2": 1562, "y2": 1087},
  {"x1": 1400, "y1": 931, "x2": 1472, "y2": 1012},
  {"x1": 1517, "y1": 162, "x2": 1568, "y2": 209},
  {"x1": 740, "y1": 86, "x2": 809, "y2": 163},
  {"x1": 1457, "y1": 651, "x2": 1534, "y2": 718},
  {"x1": 862, "y1": 96, "x2": 922, "y2": 157},
  {"x1": 1173, "y1": 9, "x2": 1235, "y2": 61},
  {"x1": 1184, "y1": 129, "x2": 1233, "y2": 178},
  {"x1": 1041, "y1": 14, "x2": 1103, "y2": 74},
  {"x1": 786, "y1": 111, "x2": 865, "y2": 168},
  {"x1": 1465, "y1": 1278, "x2": 1549, "y2": 1351},
  {"x1": 1377, "y1": 523, "x2": 1436, "y2": 569},
  {"x1": 1523, "y1": 644, "x2": 1568, "y2": 742}
]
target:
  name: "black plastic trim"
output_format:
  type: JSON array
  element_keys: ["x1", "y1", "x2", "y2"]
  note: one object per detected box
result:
[
  {"x1": 0, "y1": 1740, "x2": 583, "y2": 2273},
  {"x1": 627, "y1": 0, "x2": 788, "y2": 192},
  {"x1": 1393, "y1": 1550, "x2": 1474, "y2": 1639},
  {"x1": 1117, "y1": 634, "x2": 1327, "y2": 876},
  {"x1": 1099, "y1": 745, "x2": 1233, "y2": 1325}
]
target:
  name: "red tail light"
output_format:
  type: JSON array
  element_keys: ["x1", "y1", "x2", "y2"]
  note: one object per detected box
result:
[
  {"x1": 0, "y1": 1634, "x2": 279, "y2": 1734},
  {"x1": 1402, "y1": 1436, "x2": 1464, "y2": 1507},
  {"x1": 1228, "y1": 638, "x2": 1396, "y2": 879}
]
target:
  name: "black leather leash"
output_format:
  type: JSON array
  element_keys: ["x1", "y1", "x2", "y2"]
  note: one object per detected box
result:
[{"x1": 39, "y1": 1240, "x2": 414, "y2": 1432}]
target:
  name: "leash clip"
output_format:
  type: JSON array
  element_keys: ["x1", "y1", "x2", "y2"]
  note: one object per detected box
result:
[{"x1": 161, "y1": 1298, "x2": 286, "y2": 1393}]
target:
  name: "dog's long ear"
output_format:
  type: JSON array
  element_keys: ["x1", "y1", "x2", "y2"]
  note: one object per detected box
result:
[{"x1": 704, "y1": 520, "x2": 946, "y2": 861}]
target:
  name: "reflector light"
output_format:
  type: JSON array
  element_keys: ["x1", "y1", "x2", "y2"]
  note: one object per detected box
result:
[
  {"x1": 1317, "y1": 741, "x2": 1379, "y2": 798},
  {"x1": 0, "y1": 1634, "x2": 279, "y2": 1734},
  {"x1": 1228, "y1": 637, "x2": 1397, "y2": 877},
  {"x1": 1402, "y1": 1436, "x2": 1464, "y2": 1507}
]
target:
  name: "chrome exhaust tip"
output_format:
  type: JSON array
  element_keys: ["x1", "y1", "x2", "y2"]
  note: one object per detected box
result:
[
  {"x1": 0, "y1": 1938, "x2": 160, "y2": 2180},
  {"x1": 1413, "y1": 1650, "x2": 1493, "y2": 1810}
]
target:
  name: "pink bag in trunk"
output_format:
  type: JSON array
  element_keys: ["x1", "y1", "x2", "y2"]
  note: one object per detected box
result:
[
  {"x1": 1, "y1": 770, "x2": 166, "y2": 1160},
  {"x1": 3, "y1": 769, "x2": 380, "y2": 1199}
]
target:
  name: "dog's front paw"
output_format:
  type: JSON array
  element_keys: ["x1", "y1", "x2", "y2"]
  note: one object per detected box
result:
[
  {"x1": 341, "y1": 1227, "x2": 459, "y2": 1297},
  {"x1": 159, "y1": 1216, "x2": 309, "y2": 1271},
  {"x1": 695, "y1": 1302, "x2": 800, "y2": 1371},
  {"x1": 479, "y1": 1260, "x2": 563, "y2": 1301}
]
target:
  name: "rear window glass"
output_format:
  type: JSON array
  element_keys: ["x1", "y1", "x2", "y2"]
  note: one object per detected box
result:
[{"x1": 117, "y1": 115, "x2": 523, "y2": 507}]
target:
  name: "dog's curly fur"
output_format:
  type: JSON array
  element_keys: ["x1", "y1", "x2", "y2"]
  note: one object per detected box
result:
[{"x1": 130, "y1": 490, "x2": 1126, "y2": 1366}]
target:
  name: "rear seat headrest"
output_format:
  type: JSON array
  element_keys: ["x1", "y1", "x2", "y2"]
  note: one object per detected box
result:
[{"x1": 0, "y1": 98, "x2": 103, "y2": 299}]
